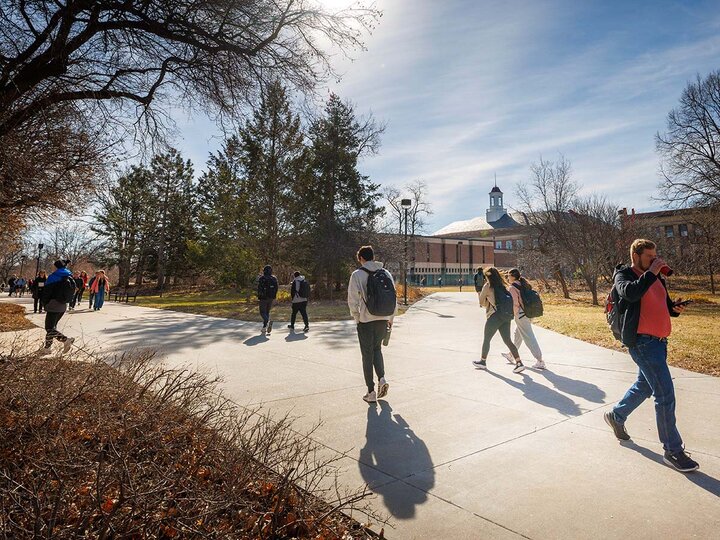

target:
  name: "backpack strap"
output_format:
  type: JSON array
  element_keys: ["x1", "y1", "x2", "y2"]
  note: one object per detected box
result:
[{"x1": 359, "y1": 267, "x2": 374, "y2": 275}]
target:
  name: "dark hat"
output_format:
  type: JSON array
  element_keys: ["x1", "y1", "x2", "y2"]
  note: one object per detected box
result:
[
  {"x1": 53, "y1": 260, "x2": 66, "y2": 269},
  {"x1": 263, "y1": 265, "x2": 272, "y2": 276}
]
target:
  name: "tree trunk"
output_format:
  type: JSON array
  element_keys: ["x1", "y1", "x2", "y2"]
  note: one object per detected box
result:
[{"x1": 554, "y1": 264, "x2": 570, "y2": 298}]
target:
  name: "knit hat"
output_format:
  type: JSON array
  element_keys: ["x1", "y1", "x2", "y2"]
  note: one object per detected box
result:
[
  {"x1": 263, "y1": 265, "x2": 272, "y2": 276},
  {"x1": 53, "y1": 260, "x2": 66, "y2": 269}
]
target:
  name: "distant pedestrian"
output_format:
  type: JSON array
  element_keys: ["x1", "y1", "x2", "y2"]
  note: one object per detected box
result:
[
  {"x1": 473, "y1": 267, "x2": 525, "y2": 373},
  {"x1": 474, "y1": 266, "x2": 485, "y2": 304},
  {"x1": 7, "y1": 275, "x2": 16, "y2": 296},
  {"x1": 257, "y1": 265, "x2": 278, "y2": 335},
  {"x1": 420, "y1": 276, "x2": 426, "y2": 287},
  {"x1": 71, "y1": 271, "x2": 87, "y2": 309},
  {"x1": 31, "y1": 271, "x2": 47, "y2": 313},
  {"x1": 604, "y1": 239, "x2": 698, "y2": 473},
  {"x1": 505, "y1": 269, "x2": 545, "y2": 369},
  {"x1": 438, "y1": 277, "x2": 443, "y2": 288},
  {"x1": 87, "y1": 272, "x2": 96, "y2": 309},
  {"x1": 288, "y1": 271, "x2": 310, "y2": 332},
  {"x1": 15, "y1": 277, "x2": 26, "y2": 297},
  {"x1": 458, "y1": 277, "x2": 463, "y2": 291},
  {"x1": 37, "y1": 260, "x2": 76, "y2": 356},
  {"x1": 348, "y1": 245, "x2": 396, "y2": 403},
  {"x1": 90, "y1": 270, "x2": 110, "y2": 310}
]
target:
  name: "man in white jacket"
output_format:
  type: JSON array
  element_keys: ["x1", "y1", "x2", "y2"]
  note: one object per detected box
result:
[{"x1": 347, "y1": 245, "x2": 396, "y2": 403}]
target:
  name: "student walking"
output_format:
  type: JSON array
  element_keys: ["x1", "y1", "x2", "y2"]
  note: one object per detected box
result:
[
  {"x1": 7, "y1": 275, "x2": 16, "y2": 296},
  {"x1": 37, "y1": 260, "x2": 76, "y2": 356},
  {"x1": 474, "y1": 266, "x2": 485, "y2": 304},
  {"x1": 31, "y1": 271, "x2": 47, "y2": 313},
  {"x1": 604, "y1": 239, "x2": 698, "y2": 473},
  {"x1": 87, "y1": 272, "x2": 96, "y2": 309},
  {"x1": 288, "y1": 271, "x2": 310, "y2": 332},
  {"x1": 90, "y1": 270, "x2": 110, "y2": 310},
  {"x1": 257, "y1": 265, "x2": 279, "y2": 335},
  {"x1": 72, "y1": 271, "x2": 88, "y2": 308},
  {"x1": 348, "y1": 245, "x2": 396, "y2": 403},
  {"x1": 473, "y1": 267, "x2": 525, "y2": 373},
  {"x1": 504, "y1": 269, "x2": 545, "y2": 369}
]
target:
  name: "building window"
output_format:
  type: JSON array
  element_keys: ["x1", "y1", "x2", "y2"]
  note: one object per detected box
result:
[
  {"x1": 495, "y1": 240, "x2": 502, "y2": 250},
  {"x1": 679, "y1": 224, "x2": 688, "y2": 237},
  {"x1": 490, "y1": 198, "x2": 495, "y2": 207},
  {"x1": 665, "y1": 225, "x2": 674, "y2": 238},
  {"x1": 505, "y1": 240, "x2": 512, "y2": 250}
]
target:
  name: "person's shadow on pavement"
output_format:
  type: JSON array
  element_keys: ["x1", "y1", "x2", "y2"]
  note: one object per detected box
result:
[
  {"x1": 285, "y1": 329, "x2": 308, "y2": 342},
  {"x1": 620, "y1": 440, "x2": 720, "y2": 497},
  {"x1": 243, "y1": 334, "x2": 269, "y2": 346},
  {"x1": 359, "y1": 401, "x2": 435, "y2": 519},
  {"x1": 538, "y1": 369, "x2": 606, "y2": 403},
  {"x1": 488, "y1": 370, "x2": 583, "y2": 417}
]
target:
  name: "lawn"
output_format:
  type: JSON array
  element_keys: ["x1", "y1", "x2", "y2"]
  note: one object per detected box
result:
[
  {"x1": 534, "y1": 290, "x2": 720, "y2": 377},
  {"x1": 0, "y1": 303, "x2": 35, "y2": 332}
]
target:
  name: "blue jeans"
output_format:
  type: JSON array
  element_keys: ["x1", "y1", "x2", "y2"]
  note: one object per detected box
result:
[
  {"x1": 94, "y1": 289, "x2": 105, "y2": 310},
  {"x1": 612, "y1": 335, "x2": 683, "y2": 453}
]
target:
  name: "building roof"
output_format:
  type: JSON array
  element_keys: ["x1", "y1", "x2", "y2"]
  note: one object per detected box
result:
[
  {"x1": 432, "y1": 211, "x2": 527, "y2": 236},
  {"x1": 490, "y1": 186, "x2": 502, "y2": 193}
]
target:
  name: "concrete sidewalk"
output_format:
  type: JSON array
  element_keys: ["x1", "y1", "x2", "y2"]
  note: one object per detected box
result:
[{"x1": 2, "y1": 293, "x2": 719, "y2": 539}]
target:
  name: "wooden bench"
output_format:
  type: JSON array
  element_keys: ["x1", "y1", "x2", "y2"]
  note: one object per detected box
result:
[{"x1": 112, "y1": 288, "x2": 139, "y2": 303}]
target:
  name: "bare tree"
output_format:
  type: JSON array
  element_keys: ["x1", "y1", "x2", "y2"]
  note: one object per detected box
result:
[
  {"x1": 0, "y1": 0, "x2": 380, "y2": 216},
  {"x1": 656, "y1": 70, "x2": 720, "y2": 207}
]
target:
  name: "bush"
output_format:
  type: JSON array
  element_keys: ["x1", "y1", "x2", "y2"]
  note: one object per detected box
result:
[{"x1": 0, "y1": 342, "x2": 384, "y2": 538}]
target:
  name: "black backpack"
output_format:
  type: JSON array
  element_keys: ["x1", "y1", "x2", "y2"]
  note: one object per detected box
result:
[
  {"x1": 57, "y1": 275, "x2": 77, "y2": 304},
  {"x1": 492, "y1": 286, "x2": 515, "y2": 322},
  {"x1": 512, "y1": 283, "x2": 544, "y2": 318},
  {"x1": 605, "y1": 286, "x2": 623, "y2": 341},
  {"x1": 474, "y1": 272, "x2": 485, "y2": 292},
  {"x1": 258, "y1": 275, "x2": 278, "y2": 300},
  {"x1": 298, "y1": 279, "x2": 310, "y2": 299},
  {"x1": 360, "y1": 267, "x2": 397, "y2": 317}
]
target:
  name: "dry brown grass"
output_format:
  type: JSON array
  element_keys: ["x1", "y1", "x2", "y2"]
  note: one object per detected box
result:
[
  {"x1": 0, "y1": 345, "x2": 384, "y2": 538},
  {"x1": 0, "y1": 303, "x2": 34, "y2": 332},
  {"x1": 534, "y1": 287, "x2": 720, "y2": 377}
]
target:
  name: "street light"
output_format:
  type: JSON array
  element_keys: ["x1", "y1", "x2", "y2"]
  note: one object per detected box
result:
[
  {"x1": 19, "y1": 255, "x2": 27, "y2": 278},
  {"x1": 457, "y1": 241, "x2": 463, "y2": 288},
  {"x1": 35, "y1": 243, "x2": 44, "y2": 277},
  {"x1": 401, "y1": 198, "x2": 412, "y2": 305}
]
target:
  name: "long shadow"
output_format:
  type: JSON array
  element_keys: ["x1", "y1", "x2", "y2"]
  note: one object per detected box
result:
[
  {"x1": 358, "y1": 401, "x2": 435, "y2": 519},
  {"x1": 407, "y1": 306, "x2": 455, "y2": 318},
  {"x1": 620, "y1": 441, "x2": 720, "y2": 497},
  {"x1": 243, "y1": 334, "x2": 270, "y2": 346},
  {"x1": 538, "y1": 369, "x2": 606, "y2": 404},
  {"x1": 487, "y1": 370, "x2": 583, "y2": 417},
  {"x1": 284, "y1": 330, "x2": 308, "y2": 342}
]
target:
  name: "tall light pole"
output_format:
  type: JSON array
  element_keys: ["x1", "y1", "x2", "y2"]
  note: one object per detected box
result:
[
  {"x1": 19, "y1": 255, "x2": 27, "y2": 278},
  {"x1": 35, "y1": 243, "x2": 44, "y2": 277},
  {"x1": 401, "y1": 198, "x2": 412, "y2": 305},
  {"x1": 457, "y1": 241, "x2": 463, "y2": 287}
]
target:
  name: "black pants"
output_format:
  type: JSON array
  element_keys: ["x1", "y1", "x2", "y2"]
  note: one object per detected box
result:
[
  {"x1": 44, "y1": 311, "x2": 68, "y2": 348},
  {"x1": 357, "y1": 320, "x2": 387, "y2": 394},
  {"x1": 482, "y1": 312, "x2": 519, "y2": 360},
  {"x1": 70, "y1": 288, "x2": 84, "y2": 308},
  {"x1": 33, "y1": 297, "x2": 43, "y2": 313},
  {"x1": 290, "y1": 301, "x2": 309, "y2": 327},
  {"x1": 259, "y1": 299, "x2": 274, "y2": 326}
]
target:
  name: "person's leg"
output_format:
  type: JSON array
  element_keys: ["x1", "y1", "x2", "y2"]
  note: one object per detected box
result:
[
  {"x1": 513, "y1": 316, "x2": 524, "y2": 349},
  {"x1": 259, "y1": 300, "x2": 269, "y2": 326},
  {"x1": 290, "y1": 303, "x2": 298, "y2": 326},
  {"x1": 481, "y1": 314, "x2": 502, "y2": 359},
  {"x1": 300, "y1": 301, "x2": 309, "y2": 327},
  {"x1": 44, "y1": 311, "x2": 67, "y2": 347},
  {"x1": 356, "y1": 323, "x2": 376, "y2": 394},
  {"x1": 516, "y1": 316, "x2": 542, "y2": 361},
  {"x1": 371, "y1": 320, "x2": 386, "y2": 382},
  {"x1": 96, "y1": 291, "x2": 105, "y2": 310},
  {"x1": 612, "y1": 367, "x2": 652, "y2": 423},
  {"x1": 77, "y1": 289, "x2": 84, "y2": 304},
  {"x1": 498, "y1": 321, "x2": 520, "y2": 359},
  {"x1": 34, "y1": 297, "x2": 39, "y2": 313},
  {"x1": 89, "y1": 292, "x2": 94, "y2": 309}
]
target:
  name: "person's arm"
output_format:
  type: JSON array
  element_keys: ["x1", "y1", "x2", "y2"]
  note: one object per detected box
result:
[
  {"x1": 509, "y1": 284, "x2": 521, "y2": 315},
  {"x1": 478, "y1": 282, "x2": 490, "y2": 307},
  {"x1": 347, "y1": 271, "x2": 362, "y2": 323},
  {"x1": 614, "y1": 270, "x2": 656, "y2": 303},
  {"x1": 662, "y1": 279, "x2": 682, "y2": 318}
]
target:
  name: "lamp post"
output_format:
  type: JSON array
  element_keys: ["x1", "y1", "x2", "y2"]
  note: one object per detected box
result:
[
  {"x1": 19, "y1": 255, "x2": 27, "y2": 278},
  {"x1": 35, "y1": 243, "x2": 44, "y2": 277},
  {"x1": 457, "y1": 241, "x2": 463, "y2": 288},
  {"x1": 401, "y1": 198, "x2": 412, "y2": 305}
]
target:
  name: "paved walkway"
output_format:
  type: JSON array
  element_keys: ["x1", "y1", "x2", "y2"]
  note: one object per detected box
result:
[{"x1": 2, "y1": 293, "x2": 719, "y2": 539}]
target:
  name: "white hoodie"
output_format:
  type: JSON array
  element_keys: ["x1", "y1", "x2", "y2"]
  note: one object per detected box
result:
[
  {"x1": 347, "y1": 261, "x2": 397, "y2": 324},
  {"x1": 291, "y1": 275, "x2": 307, "y2": 303}
]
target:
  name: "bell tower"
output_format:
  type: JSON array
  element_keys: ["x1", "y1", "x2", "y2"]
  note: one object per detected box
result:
[{"x1": 486, "y1": 175, "x2": 506, "y2": 223}]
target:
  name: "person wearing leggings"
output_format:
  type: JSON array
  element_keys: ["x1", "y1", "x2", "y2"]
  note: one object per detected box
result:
[{"x1": 472, "y1": 267, "x2": 525, "y2": 373}]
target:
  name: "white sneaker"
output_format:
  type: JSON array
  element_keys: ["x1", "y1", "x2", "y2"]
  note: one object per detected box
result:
[
  {"x1": 377, "y1": 378, "x2": 389, "y2": 399},
  {"x1": 363, "y1": 391, "x2": 377, "y2": 403},
  {"x1": 37, "y1": 346, "x2": 52, "y2": 356},
  {"x1": 502, "y1": 352, "x2": 515, "y2": 364},
  {"x1": 62, "y1": 337, "x2": 75, "y2": 354},
  {"x1": 261, "y1": 326, "x2": 267, "y2": 335},
  {"x1": 533, "y1": 360, "x2": 546, "y2": 370}
]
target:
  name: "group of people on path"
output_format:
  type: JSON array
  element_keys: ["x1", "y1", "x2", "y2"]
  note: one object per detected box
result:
[{"x1": 255, "y1": 266, "x2": 310, "y2": 336}]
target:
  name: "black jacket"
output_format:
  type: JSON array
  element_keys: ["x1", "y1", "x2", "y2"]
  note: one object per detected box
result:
[{"x1": 613, "y1": 264, "x2": 679, "y2": 348}]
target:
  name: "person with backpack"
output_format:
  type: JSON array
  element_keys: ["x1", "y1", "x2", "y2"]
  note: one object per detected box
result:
[
  {"x1": 473, "y1": 266, "x2": 485, "y2": 304},
  {"x1": 257, "y1": 265, "x2": 279, "y2": 335},
  {"x1": 7, "y1": 275, "x2": 16, "y2": 296},
  {"x1": 505, "y1": 268, "x2": 545, "y2": 370},
  {"x1": 472, "y1": 267, "x2": 525, "y2": 373},
  {"x1": 90, "y1": 270, "x2": 110, "y2": 310},
  {"x1": 603, "y1": 239, "x2": 698, "y2": 473},
  {"x1": 348, "y1": 245, "x2": 396, "y2": 403},
  {"x1": 71, "y1": 271, "x2": 87, "y2": 309},
  {"x1": 87, "y1": 272, "x2": 97, "y2": 309},
  {"x1": 37, "y1": 260, "x2": 76, "y2": 356},
  {"x1": 31, "y1": 270, "x2": 47, "y2": 313},
  {"x1": 288, "y1": 271, "x2": 310, "y2": 332}
]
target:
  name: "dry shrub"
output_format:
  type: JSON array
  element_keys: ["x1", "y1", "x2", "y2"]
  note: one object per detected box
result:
[{"x1": 0, "y1": 341, "x2": 385, "y2": 538}]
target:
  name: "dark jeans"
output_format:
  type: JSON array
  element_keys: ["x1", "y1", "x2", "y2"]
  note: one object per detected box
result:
[
  {"x1": 33, "y1": 297, "x2": 43, "y2": 313},
  {"x1": 612, "y1": 335, "x2": 683, "y2": 453},
  {"x1": 88, "y1": 292, "x2": 95, "y2": 308},
  {"x1": 44, "y1": 311, "x2": 68, "y2": 348},
  {"x1": 291, "y1": 301, "x2": 309, "y2": 327},
  {"x1": 70, "y1": 289, "x2": 84, "y2": 308},
  {"x1": 259, "y1": 299, "x2": 274, "y2": 326},
  {"x1": 357, "y1": 320, "x2": 387, "y2": 394},
  {"x1": 481, "y1": 312, "x2": 519, "y2": 360}
]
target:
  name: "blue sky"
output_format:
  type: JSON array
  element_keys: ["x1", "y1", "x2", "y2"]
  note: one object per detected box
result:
[{"x1": 170, "y1": 0, "x2": 720, "y2": 234}]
